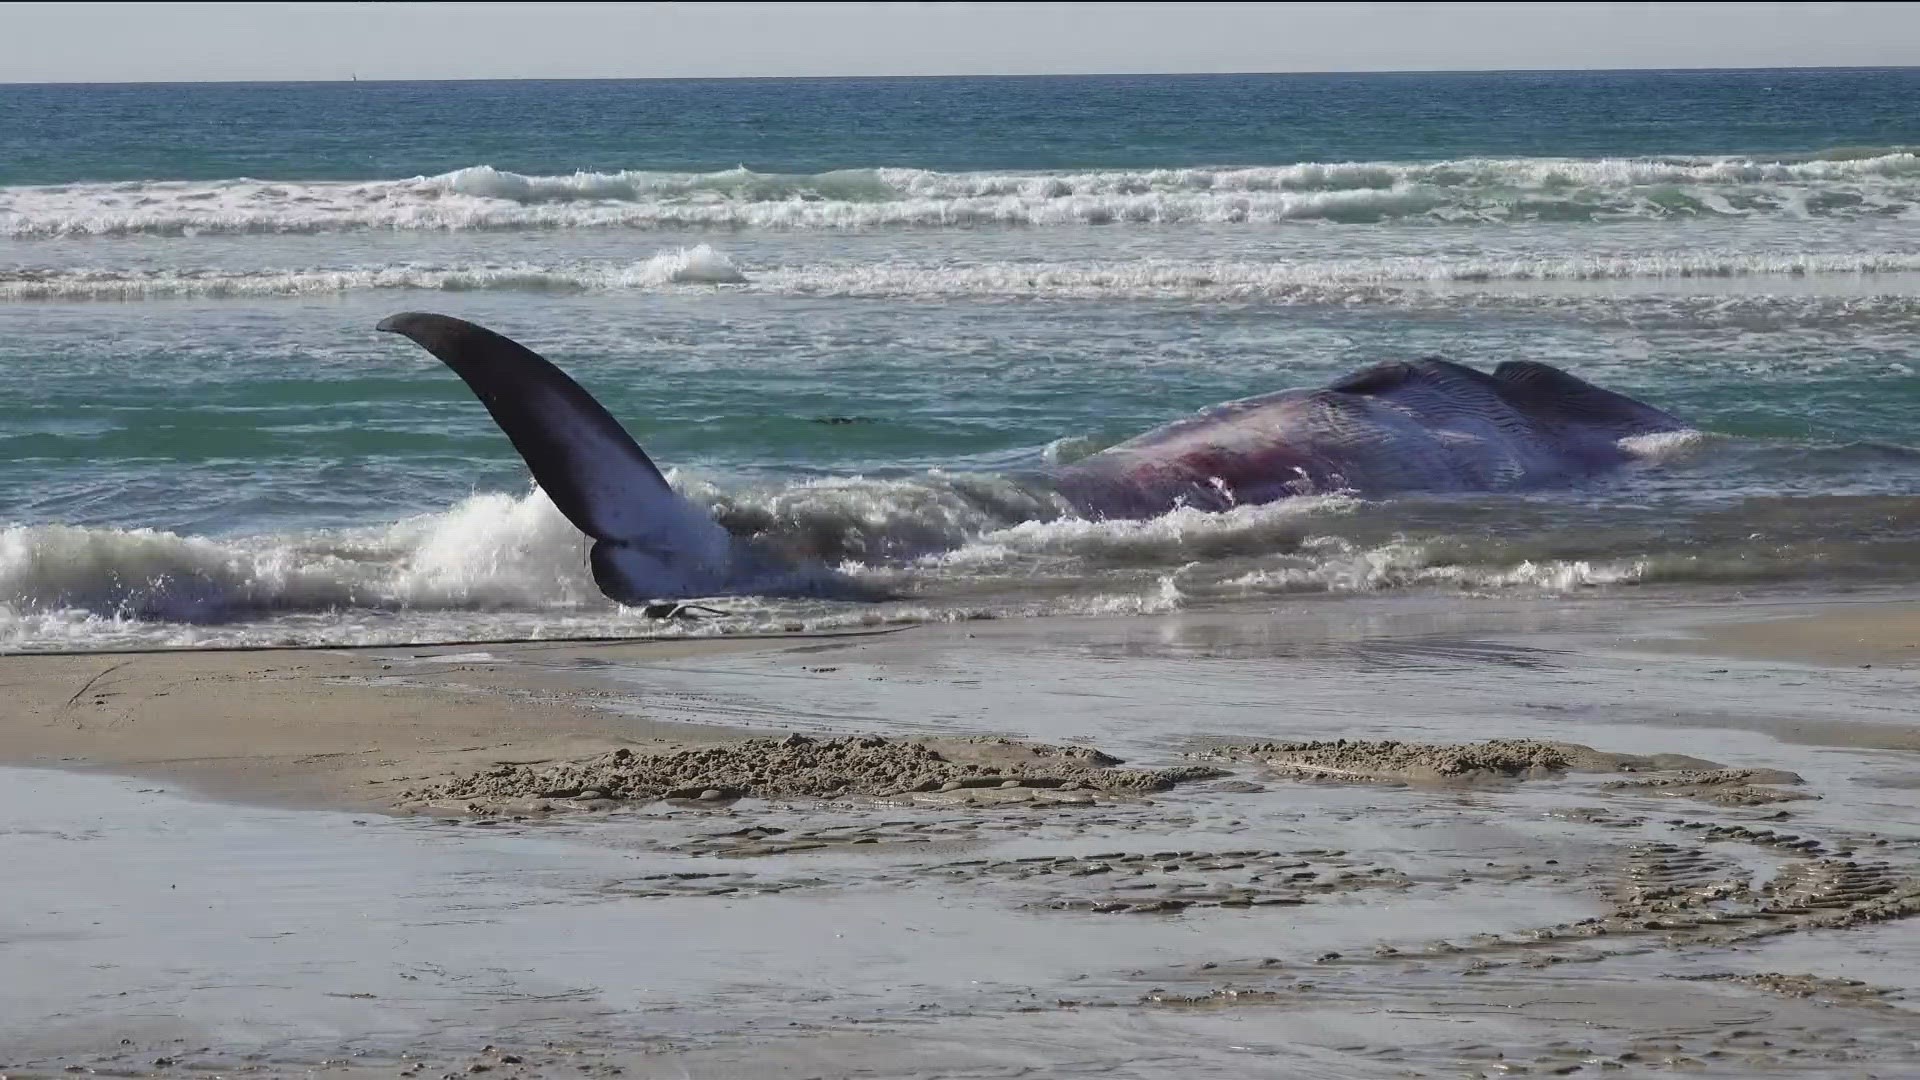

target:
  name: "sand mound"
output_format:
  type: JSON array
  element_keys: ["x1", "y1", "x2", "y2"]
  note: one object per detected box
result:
[
  {"x1": 1201, "y1": 738, "x2": 1581, "y2": 783},
  {"x1": 400, "y1": 734, "x2": 1225, "y2": 813},
  {"x1": 1603, "y1": 768, "x2": 1815, "y2": 806},
  {"x1": 1675, "y1": 972, "x2": 1906, "y2": 1010},
  {"x1": 1200, "y1": 739, "x2": 1812, "y2": 808}
]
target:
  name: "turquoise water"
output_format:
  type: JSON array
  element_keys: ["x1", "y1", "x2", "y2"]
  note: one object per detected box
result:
[{"x1": 3, "y1": 70, "x2": 1920, "y2": 649}]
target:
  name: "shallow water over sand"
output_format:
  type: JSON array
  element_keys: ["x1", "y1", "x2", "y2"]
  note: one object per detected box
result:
[{"x1": 6, "y1": 598, "x2": 1918, "y2": 1077}]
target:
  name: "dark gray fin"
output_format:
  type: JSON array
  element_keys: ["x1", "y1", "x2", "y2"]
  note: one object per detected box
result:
[
  {"x1": 377, "y1": 312, "x2": 695, "y2": 544},
  {"x1": 1328, "y1": 360, "x2": 1421, "y2": 395},
  {"x1": 1329, "y1": 356, "x2": 1499, "y2": 396},
  {"x1": 1491, "y1": 361, "x2": 1684, "y2": 429},
  {"x1": 378, "y1": 312, "x2": 912, "y2": 607}
]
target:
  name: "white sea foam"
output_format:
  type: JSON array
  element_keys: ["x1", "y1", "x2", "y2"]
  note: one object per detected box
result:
[
  {"x1": 1214, "y1": 540, "x2": 1647, "y2": 597},
  {"x1": 750, "y1": 251, "x2": 1920, "y2": 297},
  {"x1": 0, "y1": 490, "x2": 601, "y2": 625},
  {"x1": 924, "y1": 497, "x2": 1359, "y2": 572},
  {"x1": 381, "y1": 491, "x2": 602, "y2": 610},
  {"x1": 0, "y1": 521, "x2": 374, "y2": 623},
  {"x1": 8, "y1": 249, "x2": 1919, "y2": 303},
  {"x1": 4, "y1": 151, "x2": 1916, "y2": 237},
  {"x1": 1618, "y1": 429, "x2": 1713, "y2": 464},
  {"x1": 0, "y1": 245, "x2": 745, "y2": 301}
]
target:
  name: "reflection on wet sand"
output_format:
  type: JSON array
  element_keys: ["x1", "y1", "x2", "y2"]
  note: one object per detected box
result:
[{"x1": 2, "y1": 595, "x2": 1917, "y2": 1077}]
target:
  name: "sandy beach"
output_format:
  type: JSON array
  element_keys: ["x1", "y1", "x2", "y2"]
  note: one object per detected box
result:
[{"x1": 3, "y1": 593, "x2": 1918, "y2": 1078}]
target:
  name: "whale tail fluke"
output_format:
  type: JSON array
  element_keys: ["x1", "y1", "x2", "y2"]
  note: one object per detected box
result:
[{"x1": 376, "y1": 312, "x2": 734, "y2": 602}]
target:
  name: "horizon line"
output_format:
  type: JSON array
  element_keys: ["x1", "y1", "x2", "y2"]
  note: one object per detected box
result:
[{"x1": 4, "y1": 62, "x2": 1917, "y2": 88}]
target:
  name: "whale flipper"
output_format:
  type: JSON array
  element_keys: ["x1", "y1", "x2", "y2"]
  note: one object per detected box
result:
[{"x1": 376, "y1": 312, "x2": 732, "y2": 601}]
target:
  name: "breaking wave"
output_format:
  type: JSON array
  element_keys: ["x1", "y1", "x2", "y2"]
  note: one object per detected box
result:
[
  {"x1": 5, "y1": 150, "x2": 1919, "y2": 237},
  {"x1": 0, "y1": 490, "x2": 603, "y2": 626},
  {"x1": 10, "y1": 464, "x2": 1920, "y2": 651}
]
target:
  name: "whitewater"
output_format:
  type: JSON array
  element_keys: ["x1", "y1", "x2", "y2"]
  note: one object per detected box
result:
[{"x1": 6, "y1": 151, "x2": 1920, "y2": 238}]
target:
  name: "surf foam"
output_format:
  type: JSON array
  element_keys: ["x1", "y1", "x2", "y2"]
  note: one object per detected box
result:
[
  {"x1": 0, "y1": 245, "x2": 745, "y2": 301},
  {"x1": 5, "y1": 151, "x2": 1917, "y2": 237},
  {"x1": 11, "y1": 250, "x2": 1920, "y2": 303}
]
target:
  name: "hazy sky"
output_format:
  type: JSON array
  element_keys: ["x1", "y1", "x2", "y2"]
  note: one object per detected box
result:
[{"x1": 4, "y1": 2, "x2": 1919, "y2": 83}]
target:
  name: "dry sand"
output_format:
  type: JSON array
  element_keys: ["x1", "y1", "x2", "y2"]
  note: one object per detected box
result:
[{"x1": 3, "y1": 595, "x2": 1919, "y2": 1078}]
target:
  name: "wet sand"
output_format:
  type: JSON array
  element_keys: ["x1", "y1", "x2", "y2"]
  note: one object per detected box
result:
[
  {"x1": 0, "y1": 633, "x2": 832, "y2": 811},
  {"x1": 3, "y1": 594, "x2": 1918, "y2": 1077},
  {"x1": 1640, "y1": 599, "x2": 1920, "y2": 669}
]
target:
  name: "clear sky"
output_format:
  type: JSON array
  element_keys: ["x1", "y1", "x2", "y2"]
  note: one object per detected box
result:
[{"x1": 4, "y1": 2, "x2": 1918, "y2": 83}]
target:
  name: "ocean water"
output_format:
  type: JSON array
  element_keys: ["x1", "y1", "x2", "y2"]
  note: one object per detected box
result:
[{"x1": 3, "y1": 69, "x2": 1920, "y2": 650}]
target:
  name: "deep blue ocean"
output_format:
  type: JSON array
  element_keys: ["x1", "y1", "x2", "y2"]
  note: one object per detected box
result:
[{"x1": 3, "y1": 69, "x2": 1920, "y2": 649}]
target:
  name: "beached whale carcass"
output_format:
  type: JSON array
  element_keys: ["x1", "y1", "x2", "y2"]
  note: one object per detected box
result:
[
  {"x1": 375, "y1": 312, "x2": 1690, "y2": 604},
  {"x1": 1050, "y1": 355, "x2": 1687, "y2": 517}
]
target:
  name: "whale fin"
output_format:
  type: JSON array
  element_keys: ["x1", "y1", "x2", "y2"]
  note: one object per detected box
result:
[
  {"x1": 1327, "y1": 360, "x2": 1422, "y2": 395},
  {"x1": 1328, "y1": 357, "x2": 1500, "y2": 397},
  {"x1": 376, "y1": 312, "x2": 732, "y2": 598},
  {"x1": 1491, "y1": 361, "x2": 1683, "y2": 430}
]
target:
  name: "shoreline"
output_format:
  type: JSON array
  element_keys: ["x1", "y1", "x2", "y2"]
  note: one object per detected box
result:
[{"x1": 4, "y1": 592, "x2": 1916, "y2": 814}]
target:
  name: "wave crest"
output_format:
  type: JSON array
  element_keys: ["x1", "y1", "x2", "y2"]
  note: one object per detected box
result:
[{"x1": 6, "y1": 150, "x2": 1918, "y2": 237}]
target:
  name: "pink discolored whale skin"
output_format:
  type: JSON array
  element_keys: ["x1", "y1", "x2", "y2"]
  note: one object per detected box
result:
[{"x1": 1051, "y1": 357, "x2": 1688, "y2": 518}]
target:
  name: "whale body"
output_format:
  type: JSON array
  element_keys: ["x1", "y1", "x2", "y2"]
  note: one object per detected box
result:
[
  {"x1": 376, "y1": 312, "x2": 1689, "y2": 604},
  {"x1": 1051, "y1": 355, "x2": 1688, "y2": 518}
]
